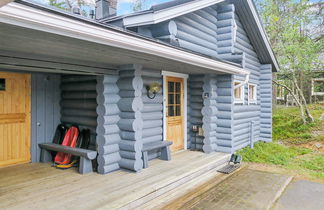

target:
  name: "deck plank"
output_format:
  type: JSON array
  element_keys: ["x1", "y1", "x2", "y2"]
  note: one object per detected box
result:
[{"x1": 0, "y1": 151, "x2": 229, "y2": 210}]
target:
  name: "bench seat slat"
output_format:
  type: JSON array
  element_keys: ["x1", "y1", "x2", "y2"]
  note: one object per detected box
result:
[
  {"x1": 39, "y1": 143, "x2": 97, "y2": 160},
  {"x1": 142, "y1": 141, "x2": 172, "y2": 152}
]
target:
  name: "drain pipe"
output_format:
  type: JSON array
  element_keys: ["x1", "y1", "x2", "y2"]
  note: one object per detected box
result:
[
  {"x1": 0, "y1": 0, "x2": 14, "y2": 8},
  {"x1": 250, "y1": 121, "x2": 255, "y2": 148}
]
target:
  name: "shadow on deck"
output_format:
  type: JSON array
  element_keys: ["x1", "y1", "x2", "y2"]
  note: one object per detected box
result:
[{"x1": 0, "y1": 151, "x2": 230, "y2": 210}]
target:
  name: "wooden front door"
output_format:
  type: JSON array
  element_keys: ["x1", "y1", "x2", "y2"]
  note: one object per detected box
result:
[
  {"x1": 0, "y1": 72, "x2": 31, "y2": 167},
  {"x1": 166, "y1": 76, "x2": 184, "y2": 152}
]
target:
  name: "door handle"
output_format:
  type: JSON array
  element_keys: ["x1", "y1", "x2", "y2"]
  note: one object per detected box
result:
[{"x1": 37, "y1": 122, "x2": 41, "y2": 126}]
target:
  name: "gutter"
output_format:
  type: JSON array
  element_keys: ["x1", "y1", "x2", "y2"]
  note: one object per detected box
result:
[{"x1": 0, "y1": 2, "x2": 249, "y2": 75}]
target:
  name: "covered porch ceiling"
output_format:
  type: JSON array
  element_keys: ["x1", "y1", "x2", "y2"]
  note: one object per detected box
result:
[{"x1": 0, "y1": 2, "x2": 248, "y2": 75}]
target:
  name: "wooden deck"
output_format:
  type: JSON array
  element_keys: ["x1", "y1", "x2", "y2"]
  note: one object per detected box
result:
[{"x1": 0, "y1": 151, "x2": 230, "y2": 210}]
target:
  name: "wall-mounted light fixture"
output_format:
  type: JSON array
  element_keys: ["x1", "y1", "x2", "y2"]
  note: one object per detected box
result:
[{"x1": 146, "y1": 82, "x2": 161, "y2": 99}]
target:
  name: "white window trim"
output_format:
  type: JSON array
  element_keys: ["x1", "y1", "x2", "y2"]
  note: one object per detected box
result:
[
  {"x1": 234, "y1": 80, "x2": 245, "y2": 104},
  {"x1": 248, "y1": 83, "x2": 257, "y2": 105}
]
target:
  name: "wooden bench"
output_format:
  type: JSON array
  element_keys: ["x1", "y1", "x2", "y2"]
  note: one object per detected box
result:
[
  {"x1": 142, "y1": 141, "x2": 173, "y2": 168},
  {"x1": 39, "y1": 143, "x2": 97, "y2": 174}
]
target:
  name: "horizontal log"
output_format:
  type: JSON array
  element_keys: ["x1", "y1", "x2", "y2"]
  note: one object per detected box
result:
[
  {"x1": 119, "y1": 158, "x2": 143, "y2": 172},
  {"x1": 97, "y1": 162, "x2": 119, "y2": 174}
]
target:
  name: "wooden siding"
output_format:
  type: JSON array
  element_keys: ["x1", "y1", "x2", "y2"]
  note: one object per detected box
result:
[
  {"x1": 60, "y1": 75, "x2": 98, "y2": 151},
  {"x1": 31, "y1": 73, "x2": 60, "y2": 162}
]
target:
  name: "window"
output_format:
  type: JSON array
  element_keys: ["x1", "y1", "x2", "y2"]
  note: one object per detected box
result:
[
  {"x1": 312, "y1": 78, "x2": 324, "y2": 96},
  {"x1": 234, "y1": 81, "x2": 244, "y2": 104},
  {"x1": 248, "y1": 83, "x2": 257, "y2": 104},
  {"x1": 167, "y1": 81, "x2": 182, "y2": 116},
  {"x1": 0, "y1": 78, "x2": 5, "y2": 91}
]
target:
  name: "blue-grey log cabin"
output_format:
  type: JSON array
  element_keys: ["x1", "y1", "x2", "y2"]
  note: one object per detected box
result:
[{"x1": 0, "y1": 0, "x2": 277, "y2": 174}]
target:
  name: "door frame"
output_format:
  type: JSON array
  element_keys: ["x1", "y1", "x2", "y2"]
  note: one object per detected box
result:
[{"x1": 162, "y1": 70, "x2": 188, "y2": 151}]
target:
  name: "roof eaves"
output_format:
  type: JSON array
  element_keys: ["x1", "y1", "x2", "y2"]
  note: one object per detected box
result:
[
  {"x1": 2, "y1": 0, "x2": 247, "y2": 75},
  {"x1": 246, "y1": 0, "x2": 280, "y2": 72},
  {"x1": 115, "y1": 0, "x2": 225, "y2": 27}
]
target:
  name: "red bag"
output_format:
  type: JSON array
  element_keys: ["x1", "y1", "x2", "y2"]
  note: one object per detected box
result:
[{"x1": 54, "y1": 126, "x2": 79, "y2": 165}]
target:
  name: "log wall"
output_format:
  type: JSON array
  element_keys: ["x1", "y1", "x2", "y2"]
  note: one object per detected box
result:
[
  {"x1": 96, "y1": 75, "x2": 121, "y2": 174},
  {"x1": 215, "y1": 74, "x2": 234, "y2": 153},
  {"x1": 259, "y1": 64, "x2": 272, "y2": 142},
  {"x1": 60, "y1": 75, "x2": 98, "y2": 151},
  {"x1": 141, "y1": 69, "x2": 163, "y2": 160},
  {"x1": 232, "y1": 10, "x2": 262, "y2": 151},
  {"x1": 187, "y1": 75, "x2": 204, "y2": 150},
  {"x1": 117, "y1": 64, "x2": 144, "y2": 172},
  {"x1": 202, "y1": 74, "x2": 218, "y2": 153}
]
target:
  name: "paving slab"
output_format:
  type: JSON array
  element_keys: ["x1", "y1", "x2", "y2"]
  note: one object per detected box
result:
[
  {"x1": 273, "y1": 180, "x2": 324, "y2": 210},
  {"x1": 169, "y1": 168, "x2": 292, "y2": 210}
]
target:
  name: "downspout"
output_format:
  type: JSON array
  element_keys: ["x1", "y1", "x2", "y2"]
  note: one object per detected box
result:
[
  {"x1": 0, "y1": 0, "x2": 14, "y2": 8},
  {"x1": 250, "y1": 121, "x2": 255, "y2": 148}
]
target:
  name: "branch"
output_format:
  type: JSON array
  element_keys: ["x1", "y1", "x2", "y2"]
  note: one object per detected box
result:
[{"x1": 272, "y1": 80, "x2": 300, "y2": 104}]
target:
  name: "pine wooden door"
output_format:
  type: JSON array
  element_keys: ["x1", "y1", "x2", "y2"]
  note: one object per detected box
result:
[
  {"x1": 0, "y1": 72, "x2": 31, "y2": 167},
  {"x1": 166, "y1": 76, "x2": 184, "y2": 152}
]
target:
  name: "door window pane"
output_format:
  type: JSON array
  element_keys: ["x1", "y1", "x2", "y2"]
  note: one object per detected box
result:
[
  {"x1": 168, "y1": 106, "x2": 175, "y2": 116},
  {"x1": 168, "y1": 82, "x2": 174, "y2": 92},
  {"x1": 175, "y1": 82, "x2": 181, "y2": 92},
  {"x1": 175, "y1": 105, "x2": 181, "y2": 116},
  {"x1": 176, "y1": 94, "x2": 181, "y2": 104},
  {"x1": 0, "y1": 79, "x2": 5, "y2": 91},
  {"x1": 168, "y1": 94, "x2": 174, "y2": 104}
]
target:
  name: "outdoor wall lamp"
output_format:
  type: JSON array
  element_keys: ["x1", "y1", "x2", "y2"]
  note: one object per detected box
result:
[{"x1": 146, "y1": 82, "x2": 161, "y2": 99}]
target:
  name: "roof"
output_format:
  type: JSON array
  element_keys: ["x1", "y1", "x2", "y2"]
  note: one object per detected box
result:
[
  {"x1": 103, "y1": 0, "x2": 279, "y2": 72},
  {"x1": 0, "y1": 0, "x2": 249, "y2": 75}
]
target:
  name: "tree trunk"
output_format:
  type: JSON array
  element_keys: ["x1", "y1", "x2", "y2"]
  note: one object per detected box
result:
[
  {"x1": 292, "y1": 74, "x2": 314, "y2": 123},
  {"x1": 273, "y1": 80, "x2": 307, "y2": 124}
]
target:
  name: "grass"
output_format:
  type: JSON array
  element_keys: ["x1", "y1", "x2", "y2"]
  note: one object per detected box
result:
[
  {"x1": 238, "y1": 142, "x2": 311, "y2": 166},
  {"x1": 272, "y1": 104, "x2": 324, "y2": 144},
  {"x1": 238, "y1": 103, "x2": 324, "y2": 180}
]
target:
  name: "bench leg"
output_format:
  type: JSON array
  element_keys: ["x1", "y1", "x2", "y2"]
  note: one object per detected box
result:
[
  {"x1": 40, "y1": 149, "x2": 52, "y2": 163},
  {"x1": 142, "y1": 151, "x2": 149, "y2": 169},
  {"x1": 79, "y1": 157, "x2": 93, "y2": 174},
  {"x1": 160, "y1": 146, "x2": 171, "y2": 161}
]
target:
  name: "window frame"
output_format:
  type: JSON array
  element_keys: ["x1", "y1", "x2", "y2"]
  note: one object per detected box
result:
[
  {"x1": 248, "y1": 83, "x2": 257, "y2": 104},
  {"x1": 233, "y1": 80, "x2": 244, "y2": 104}
]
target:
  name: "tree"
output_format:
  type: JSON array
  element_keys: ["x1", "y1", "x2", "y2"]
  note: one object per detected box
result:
[
  {"x1": 255, "y1": 0, "x2": 323, "y2": 124},
  {"x1": 48, "y1": 0, "x2": 95, "y2": 17},
  {"x1": 132, "y1": 0, "x2": 147, "y2": 12}
]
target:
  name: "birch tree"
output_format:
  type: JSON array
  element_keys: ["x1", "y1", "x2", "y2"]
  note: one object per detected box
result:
[{"x1": 256, "y1": 0, "x2": 323, "y2": 124}]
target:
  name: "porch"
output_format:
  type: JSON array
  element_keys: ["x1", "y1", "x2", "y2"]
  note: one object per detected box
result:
[{"x1": 0, "y1": 151, "x2": 230, "y2": 210}]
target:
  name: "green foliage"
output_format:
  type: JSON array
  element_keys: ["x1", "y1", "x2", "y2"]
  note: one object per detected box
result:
[
  {"x1": 238, "y1": 142, "x2": 311, "y2": 165},
  {"x1": 238, "y1": 104, "x2": 324, "y2": 179},
  {"x1": 132, "y1": 0, "x2": 147, "y2": 12},
  {"x1": 272, "y1": 104, "x2": 324, "y2": 144},
  {"x1": 255, "y1": 0, "x2": 323, "y2": 74},
  {"x1": 287, "y1": 154, "x2": 324, "y2": 179}
]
